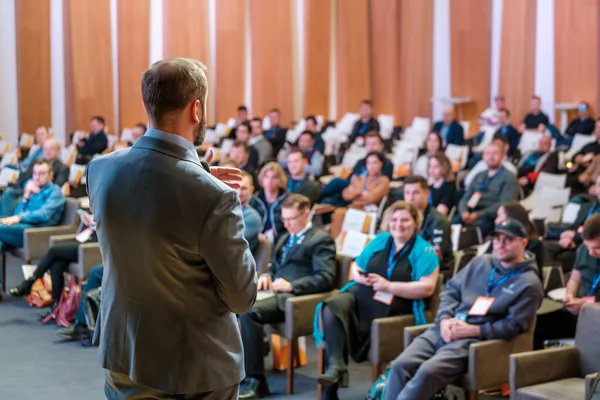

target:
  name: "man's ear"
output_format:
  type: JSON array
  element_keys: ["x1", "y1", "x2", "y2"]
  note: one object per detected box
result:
[{"x1": 191, "y1": 99, "x2": 202, "y2": 123}]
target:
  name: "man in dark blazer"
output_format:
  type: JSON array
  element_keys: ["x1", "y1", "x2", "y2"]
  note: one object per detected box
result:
[
  {"x1": 348, "y1": 100, "x2": 380, "y2": 144},
  {"x1": 285, "y1": 148, "x2": 320, "y2": 205},
  {"x1": 86, "y1": 58, "x2": 258, "y2": 400},
  {"x1": 263, "y1": 108, "x2": 288, "y2": 157},
  {"x1": 239, "y1": 194, "x2": 337, "y2": 399},
  {"x1": 494, "y1": 108, "x2": 520, "y2": 157},
  {"x1": 517, "y1": 135, "x2": 559, "y2": 196},
  {"x1": 433, "y1": 106, "x2": 465, "y2": 146}
]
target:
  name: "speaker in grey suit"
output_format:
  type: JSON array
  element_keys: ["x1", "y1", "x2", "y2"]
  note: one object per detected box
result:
[{"x1": 86, "y1": 58, "x2": 258, "y2": 400}]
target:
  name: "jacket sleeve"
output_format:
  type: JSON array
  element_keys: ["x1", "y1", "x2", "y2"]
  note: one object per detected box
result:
[
  {"x1": 306, "y1": 152, "x2": 324, "y2": 176},
  {"x1": 17, "y1": 187, "x2": 66, "y2": 225},
  {"x1": 244, "y1": 209, "x2": 262, "y2": 253},
  {"x1": 479, "y1": 280, "x2": 543, "y2": 341},
  {"x1": 435, "y1": 268, "x2": 465, "y2": 323},
  {"x1": 349, "y1": 120, "x2": 361, "y2": 143},
  {"x1": 54, "y1": 164, "x2": 70, "y2": 187},
  {"x1": 432, "y1": 218, "x2": 454, "y2": 273},
  {"x1": 477, "y1": 176, "x2": 518, "y2": 219},
  {"x1": 200, "y1": 190, "x2": 258, "y2": 314},
  {"x1": 78, "y1": 134, "x2": 108, "y2": 156},
  {"x1": 458, "y1": 176, "x2": 478, "y2": 214},
  {"x1": 290, "y1": 233, "x2": 337, "y2": 295}
]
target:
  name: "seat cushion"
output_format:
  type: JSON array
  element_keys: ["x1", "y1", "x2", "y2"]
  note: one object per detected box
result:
[{"x1": 516, "y1": 378, "x2": 586, "y2": 400}]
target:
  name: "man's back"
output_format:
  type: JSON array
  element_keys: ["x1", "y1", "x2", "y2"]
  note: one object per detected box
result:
[{"x1": 87, "y1": 134, "x2": 257, "y2": 394}]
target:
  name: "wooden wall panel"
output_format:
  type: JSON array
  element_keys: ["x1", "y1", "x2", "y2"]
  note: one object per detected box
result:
[
  {"x1": 215, "y1": 0, "x2": 246, "y2": 124},
  {"x1": 499, "y1": 0, "x2": 536, "y2": 126},
  {"x1": 398, "y1": 0, "x2": 434, "y2": 127},
  {"x1": 555, "y1": 0, "x2": 600, "y2": 119},
  {"x1": 336, "y1": 0, "x2": 371, "y2": 118},
  {"x1": 16, "y1": 0, "x2": 51, "y2": 135},
  {"x1": 163, "y1": 0, "x2": 209, "y2": 62},
  {"x1": 370, "y1": 0, "x2": 400, "y2": 120},
  {"x1": 118, "y1": 0, "x2": 150, "y2": 131},
  {"x1": 67, "y1": 0, "x2": 114, "y2": 134},
  {"x1": 249, "y1": 0, "x2": 294, "y2": 125},
  {"x1": 303, "y1": 0, "x2": 331, "y2": 118},
  {"x1": 450, "y1": 0, "x2": 491, "y2": 136}
]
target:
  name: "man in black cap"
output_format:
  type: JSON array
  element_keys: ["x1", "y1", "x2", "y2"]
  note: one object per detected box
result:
[{"x1": 384, "y1": 218, "x2": 543, "y2": 400}]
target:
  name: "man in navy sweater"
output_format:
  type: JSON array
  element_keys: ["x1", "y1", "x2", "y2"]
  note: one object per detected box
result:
[{"x1": 433, "y1": 107, "x2": 465, "y2": 146}]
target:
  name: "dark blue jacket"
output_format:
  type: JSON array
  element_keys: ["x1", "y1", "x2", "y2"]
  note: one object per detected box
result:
[
  {"x1": 494, "y1": 124, "x2": 520, "y2": 156},
  {"x1": 433, "y1": 120, "x2": 465, "y2": 145}
]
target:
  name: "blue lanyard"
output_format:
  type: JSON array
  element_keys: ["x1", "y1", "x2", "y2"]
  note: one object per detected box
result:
[
  {"x1": 359, "y1": 122, "x2": 368, "y2": 135},
  {"x1": 479, "y1": 167, "x2": 504, "y2": 192},
  {"x1": 588, "y1": 260, "x2": 600, "y2": 296},
  {"x1": 288, "y1": 179, "x2": 302, "y2": 192},
  {"x1": 487, "y1": 266, "x2": 523, "y2": 296},
  {"x1": 387, "y1": 237, "x2": 413, "y2": 280},
  {"x1": 587, "y1": 202, "x2": 600, "y2": 219},
  {"x1": 428, "y1": 187, "x2": 433, "y2": 205}
]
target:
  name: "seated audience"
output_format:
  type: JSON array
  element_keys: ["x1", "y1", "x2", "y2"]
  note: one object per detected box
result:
[
  {"x1": 1, "y1": 138, "x2": 69, "y2": 217},
  {"x1": 349, "y1": 100, "x2": 380, "y2": 145},
  {"x1": 487, "y1": 201, "x2": 545, "y2": 276},
  {"x1": 478, "y1": 95, "x2": 505, "y2": 129},
  {"x1": 284, "y1": 149, "x2": 320, "y2": 205},
  {"x1": 228, "y1": 105, "x2": 249, "y2": 139},
  {"x1": 403, "y1": 176, "x2": 454, "y2": 275},
  {"x1": 249, "y1": 117, "x2": 274, "y2": 165},
  {"x1": 320, "y1": 132, "x2": 392, "y2": 208},
  {"x1": 433, "y1": 107, "x2": 465, "y2": 146},
  {"x1": 75, "y1": 116, "x2": 108, "y2": 164},
  {"x1": 228, "y1": 140, "x2": 258, "y2": 175},
  {"x1": 236, "y1": 171, "x2": 262, "y2": 253},
  {"x1": 494, "y1": 108, "x2": 520, "y2": 157},
  {"x1": 278, "y1": 130, "x2": 324, "y2": 176},
  {"x1": 249, "y1": 162, "x2": 288, "y2": 241},
  {"x1": 412, "y1": 132, "x2": 444, "y2": 178},
  {"x1": 568, "y1": 119, "x2": 600, "y2": 193},
  {"x1": 20, "y1": 126, "x2": 50, "y2": 171},
  {"x1": 546, "y1": 173, "x2": 600, "y2": 273},
  {"x1": 330, "y1": 152, "x2": 390, "y2": 238},
  {"x1": 127, "y1": 123, "x2": 147, "y2": 146},
  {"x1": 427, "y1": 153, "x2": 455, "y2": 217},
  {"x1": 316, "y1": 201, "x2": 439, "y2": 399},
  {"x1": 304, "y1": 115, "x2": 325, "y2": 154},
  {"x1": 232, "y1": 122, "x2": 260, "y2": 169},
  {"x1": 239, "y1": 194, "x2": 336, "y2": 399},
  {"x1": 263, "y1": 108, "x2": 287, "y2": 157},
  {"x1": 517, "y1": 135, "x2": 559, "y2": 196},
  {"x1": 456, "y1": 143, "x2": 518, "y2": 237},
  {"x1": 520, "y1": 95, "x2": 549, "y2": 132},
  {"x1": 464, "y1": 135, "x2": 517, "y2": 188},
  {"x1": 385, "y1": 218, "x2": 543, "y2": 399},
  {"x1": 534, "y1": 214, "x2": 600, "y2": 349},
  {"x1": 565, "y1": 101, "x2": 595, "y2": 137},
  {"x1": 0, "y1": 160, "x2": 65, "y2": 252},
  {"x1": 56, "y1": 264, "x2": 104, "y2": 343}
]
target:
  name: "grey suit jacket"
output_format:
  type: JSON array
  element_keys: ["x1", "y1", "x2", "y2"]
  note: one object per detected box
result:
[{"x1": 86, "y1": 134, "x2": 258, "y2": 394}]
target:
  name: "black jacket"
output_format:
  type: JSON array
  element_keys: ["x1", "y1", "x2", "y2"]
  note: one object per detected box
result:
[
  {"x1": 249, "y1": 189, "x2": 288, "y2": 238},
  {"x1": 264, "y1": 126, "x2": 287, "y2": 157},
  {"x1": 349, "y1": 118, "x2": 380, "y2": 143},
  {"x1": 421, "y1": 206, "x2": 454, "y2": 274},
  {"x1": 288, "y1": 177, "x2": 320, "y2": 205},
  {"x1": 14, "y1": 159, "x2": 69, "y2": 189}
]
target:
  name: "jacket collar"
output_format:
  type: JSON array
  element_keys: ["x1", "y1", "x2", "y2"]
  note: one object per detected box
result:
[{"x1": 133, "y1": 129, "x2": 200, "y2": 165}]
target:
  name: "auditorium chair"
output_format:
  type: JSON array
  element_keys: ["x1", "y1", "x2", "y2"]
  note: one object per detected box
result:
[
  {"x1": 48, "y1": 233, "x2": 102, "y2": 281},
  {"x1": 1, "y1": 197, "x2": 80, "y2": 294},
  {"x1": 264, "y1": 254, "x2": 352, "y2": 394},
  {"x1": 253, "y1": 236, "x2": 272, "y2": 274},
  {"x1": 403, "y1": 316, "x2": 537, "y2": 400},
  {"x1": 510, "y1": 304, "x2": 600, "y2": 400}
]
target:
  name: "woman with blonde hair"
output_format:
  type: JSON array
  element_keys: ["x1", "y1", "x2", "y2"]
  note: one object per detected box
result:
[
  {"x1": 314, "y1": 201, "x2": 440, "y2": 399},
  {"x1": 427, "y1": 153, "x2": 456, "y2": 217},
  {"x1": 249, "y1": 162, "x2": 288, "y2": 241}
]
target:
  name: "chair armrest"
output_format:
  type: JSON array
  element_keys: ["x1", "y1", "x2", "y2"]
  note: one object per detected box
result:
[
  {"x1": 23, "y1": 225, "x2": 78, "y2": 260},
  {"x1": 284, "y1": 292, "x2": 333, "y2": 339},
  {"x1": 78, "y1": 242, "x2": 103, "y2": 278},
  {"x1": 509, "y1": 347, "x2": 580, "y2": 393},
  {"x1": 370, "y1": 315, "x2": 415, "y2": 365},
  {"x1": 586, "y1": 373, "x2": 598, "y2": 399},
  {"x1": 49, "y1": 234, "x2": 78, "y2": 247},
  {"x1": 404, "y1": 323, "x2": 434, "y2": 350}
]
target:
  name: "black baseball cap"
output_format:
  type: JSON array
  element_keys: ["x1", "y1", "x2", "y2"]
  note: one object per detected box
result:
[{"x1": 493, "y1": 218, "x2": 527, "y2": 239}]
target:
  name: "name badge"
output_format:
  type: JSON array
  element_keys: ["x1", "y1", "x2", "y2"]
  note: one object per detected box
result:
[
  {"x1": 466, "y1": 192, "x2": 482, "y2": 209},
  {"x1": 582, "y1": 296, "x2": 596, "y2": 304},
  {"x1": 455, "y1": 313, "x2": 468, "y2": 322},
  {"x1": 373, "y1": 291, "x2": 394, "y2": 305},
  {"x1": 76, "y1": 227, "x2": 94, "y2": 243},
  {"x1": 468, "y1": 296, "x2": 495, "y2": 316},
  {"x1": 264, "y1": 229, "x2": 274, "y2": 243}
]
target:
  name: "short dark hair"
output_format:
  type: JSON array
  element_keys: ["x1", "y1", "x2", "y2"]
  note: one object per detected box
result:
[
  {"x1": 33, "y1": 159, "x2": 53, "y2": 173},
  {"x1": 404, "y1": 175, "x2": 429, "y2": 191},
  {"x1": 365, "y1": 131, "x2": 383, "y2": 143},
  {"x1": 305, "y1": 115, "x2": 317, "y2": 126},
  {"x1": 365, "y1": 151, "x2": 385, "y2": 165},
  {"x1": 91, "y1": 116, "x2": 105, "y2": 125},
  {"x1": 493, "y1": 135, "x2": 509, "y2": 146},
  {"x1": 134, "y1": 123, "x2": 147, "y2": 132},
  {"x1": 237, "y1": 105, "x2": 248, "y2": 112},
  {"x1": 251, "y1": 117, "x2": 262, "y2": 124},
  {"x1": 494, "y1": 95, "x2": 505, "y2": 101},
  {"x1": 361, "y1": 100, "x2": 373, "y2": 107},
  {"x1": 299, "y1": 130, "x2": 314, "y2": 140},
  {"x1": 232, "y1": 140, "x2": 250, "y2": 153},
  {"x1": 237, "y1": 121, "x2": 251, "y2": 133},
  {"x1": 269, "y1": 108, "x2": 280, "y2": 115},
  {"x1": 239, "y1": 170, "x2": 253, "y2": 184},
  {"x1": 531, "y1": 95, "x2": 541, "y2": 101},
  {"x1": 499, "y1": 108, "x2": 510, "y2": 117},
  {"x1": 287, "y1": 147, "x2": 307, "y2": 160},
  {"x1": 582, "y1": 214, "x2": 600, "y2": 241},
  {"x1": 141, "y1": 58, "x2": 208, "y2": 125},
  {"x1": 282, "y1": 193, "x2": 311, "y2": 211}
]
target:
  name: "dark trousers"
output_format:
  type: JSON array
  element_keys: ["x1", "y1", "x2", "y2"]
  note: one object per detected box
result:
[
  {"x1": 0, "y1": 223, "x2": 31, "y2": 249},
  {"x1": 0, "y1": 186, "x2": 23, "y2": 218},
  {"x1": 105, "y1": 370, "x2": 239, "y2": 400},
  {"x1": 319, "y1": 178, "x2": 351, "y2": 208},
  {"x1": 544, "y1": 240, "x2": 577, "y2": 274},
  {"x1": 450, "y1": 213, "x2": 495, "y2": 239},
  {"x1": 74, "y1": 264, "x2": 103, "y2": 325},
  {"x1": 32, "y1": 241, "x2": 79, "y2": 300},
  {"x1": 239, "y1": 296, "x2": 286, "y2": 378},
  {"x1": 385, "y1": 326, "x2": 474, "y2": 400},
  {"x1": 533, "y1": 309, "x2": 578, "y2": 350}
]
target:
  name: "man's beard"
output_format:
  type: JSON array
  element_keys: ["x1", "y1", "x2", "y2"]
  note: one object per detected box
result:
[{"x1": 193, "y1": 115, "x2": 207, "y2": 146}]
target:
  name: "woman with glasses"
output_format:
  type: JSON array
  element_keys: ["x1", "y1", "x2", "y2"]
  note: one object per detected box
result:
[{"x1": 314, "y1": 201, "x2": 439, "y2": 400}]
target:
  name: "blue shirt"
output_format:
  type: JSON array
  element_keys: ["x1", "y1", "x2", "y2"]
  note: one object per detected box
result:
[
  {"x1": 15, "y1": 183, "x2": 66, "y2": 226},
  {"x1": 243, "y1": 204, "x2": 261, "y2": 252},
  {"x1": 20, "y1": 147, "x2": 43, "y2": 171},
  {"x1": 145, "y1": 129, "x2": 200, "y2": 162}
]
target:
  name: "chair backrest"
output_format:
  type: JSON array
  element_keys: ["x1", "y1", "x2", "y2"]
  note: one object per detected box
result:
[
  {"x1": 518, "y1": 131, "x2": 543, "y2": 154},
  {"x1": 60, "y1": 197, "x2": 80, "y2": 227},
  {"x1": 253, "y1": 236, "x2": 272, "y2": 274},
  {"x1": 575, "y1": 304, "x2": 600, "y2": 376},
  {"x1": 335, "y1": 254, "x2": 353, "y2": 289},
  {"x1": 457, "y1": 226, "x2": 482, "y2": 251},
  {"x1": 427, "y1": 275, "x2": 444, "y2": 316},
  {"x1": 566, "y1": 133, "x2": 597, "y2": 160}
]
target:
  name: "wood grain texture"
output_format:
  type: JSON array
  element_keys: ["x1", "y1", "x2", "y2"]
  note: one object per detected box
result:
[
  {"x1": 67, "y1": 0, "x2": 114, "y2": 133},
  {"x1": 398, "y1": 0, "x2": 434, "y2": 127},
  {"x1": 249, "y1": 0, "x2": 294, "y2": 124},
  {"x1": 370, "y1": 0, "x2": 400, "y2": 120},
  {"x1": 336, "y1": 0, "x2": 371, "y2": 118},
  {"x1": 163, "y1": 0, "x2": 209, "y2": 62},
  {"x1": 450, "y1": 0, "x2": 492, "y2": 135},
  {"x1": 555, "y1": 0, "x2": 599, "y2": 118},
  {"x1": 303, "y1": 0, "x2": 331, "y2": 118},
  {"x1": 16, "y1": 0, "x2": 51, "y2": 135},
  {"x1": 118, "y1": 0, "x2": 150, "y2": 132},
  {"x1": 215, "y1": 0, "x2": 246, "y2": 123},
  {"x1": 499, "y1": 0, "x2": 537, "y2": 126}
]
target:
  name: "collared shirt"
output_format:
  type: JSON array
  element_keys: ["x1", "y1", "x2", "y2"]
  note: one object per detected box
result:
[
  {"x1": 290, "y1": 221, "x2": 312, "y2": 241},
  {"x1": 145, "y1": 128, "x2": 200, "y2": 162}
]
